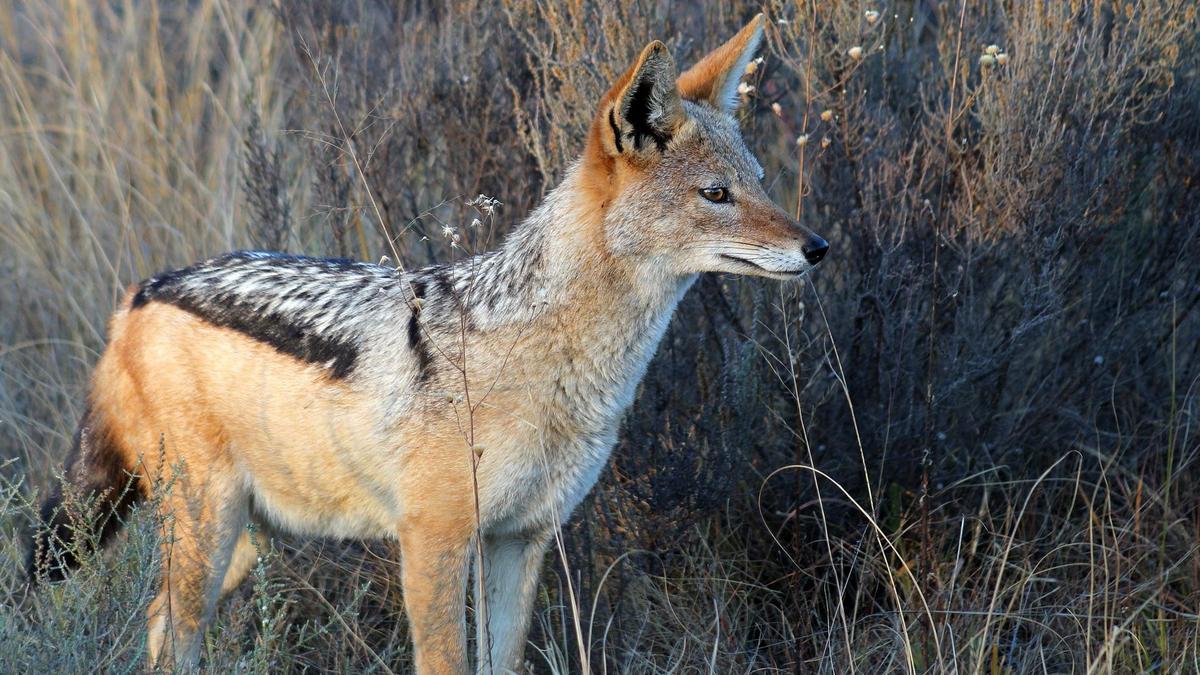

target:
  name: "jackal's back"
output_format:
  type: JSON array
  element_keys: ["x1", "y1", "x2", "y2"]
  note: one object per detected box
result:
[{"x1": 130, "y1": 251, "x2": 404, "y2": 380}]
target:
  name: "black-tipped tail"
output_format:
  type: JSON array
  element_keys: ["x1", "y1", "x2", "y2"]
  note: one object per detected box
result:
[{"x1": 28, "y1": 410, "x2": 143, "y2": 583}]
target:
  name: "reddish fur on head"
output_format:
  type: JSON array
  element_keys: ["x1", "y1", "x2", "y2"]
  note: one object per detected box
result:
[
  {"x1": 582, "y1": 16, "x2": 766, "y2": 211},
  {"x1": 583, "y1": 41, "x2": 682, "y2": 210}
]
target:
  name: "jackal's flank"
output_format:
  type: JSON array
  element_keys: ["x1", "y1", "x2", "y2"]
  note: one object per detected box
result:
[{"x1": 30, "y1": 15, "x2": 827, "y2": 674}]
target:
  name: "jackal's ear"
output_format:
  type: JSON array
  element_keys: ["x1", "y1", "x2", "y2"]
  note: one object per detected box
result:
[
  {"x1": 677, "y1": 14, "x2": 765, "y2": 113},
  {"x1": 596, "y1": 41, "x2": 685, "y2": 160}
]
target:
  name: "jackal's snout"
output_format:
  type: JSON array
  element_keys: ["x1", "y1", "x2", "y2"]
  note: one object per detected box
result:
[
  {"x1": 750, "y1": 205, "x2": 830, "y2": 277},
  {"x1": 802, "y1": 234, "x2": 829, "y2": 265},
  {"x1": 777, "y1": 207, "x2": 829, "y2": 267}
]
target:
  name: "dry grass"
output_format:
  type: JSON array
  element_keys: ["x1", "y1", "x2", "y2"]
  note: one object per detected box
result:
[{"x1": 2, "y1": 0, "x2": 1198, "y2": 672}]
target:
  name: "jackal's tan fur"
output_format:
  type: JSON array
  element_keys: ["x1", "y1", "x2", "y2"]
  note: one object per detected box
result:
[{"x1": 31, "y1": 15, "x2": 827, "y2": 673}]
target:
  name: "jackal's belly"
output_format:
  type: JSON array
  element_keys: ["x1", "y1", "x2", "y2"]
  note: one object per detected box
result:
[
  {"x1": 241, "y1": 449, "x2": 402, "y2": 540},
  {"x1": 212, "y1": 366, "x2": 408, "y2": 540}
]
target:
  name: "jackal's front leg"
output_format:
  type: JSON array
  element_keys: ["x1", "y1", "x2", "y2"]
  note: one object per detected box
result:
[
  {"x1": 400, "y1": 524, "x2": 471, "y2": 674},
  {"x1": 474, "y1": 529, "x2": 553, "y2": 674}
]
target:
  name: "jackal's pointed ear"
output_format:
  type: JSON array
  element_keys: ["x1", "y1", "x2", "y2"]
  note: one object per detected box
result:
[
  {"x1": 677, "y1": 14, "x2": 765, "y2": 113},
  {"x1": 595, "y1": 41, "x2": 685, "y2": 160}
]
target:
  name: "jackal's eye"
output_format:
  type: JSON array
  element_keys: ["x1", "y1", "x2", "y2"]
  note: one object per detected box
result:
[{"x1": 699, "y1": 187, "x2": 730, "y2": 204}]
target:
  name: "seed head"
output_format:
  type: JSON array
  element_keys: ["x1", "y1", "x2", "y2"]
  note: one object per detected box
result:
[
  {"x1": 737, "y1": 81, "x2": 754, "y2": 95},
  {"x1": 865, "y1": 10, "x2": 880, "y2": 24},
  {"x1": 770, "y1": 102, "x2": 783, "y2": 116},
  {"x1": 795, "y1": 134, "x2": 809, "y2": 147},
  {"x1": 986, "y1": 44, "x2": 1001, "y2": 56},
  {"x1": 820, "y1": 136, "x2": 832, "y2": 148},
  {"x1": 848, "y1": 46, "x2": 864, "y2": 60},
  {"x1": 979, "y1": 54, "x2": 996, "y2": 67},
  {"x1": 820, "y1": 109, "x2": 834, "y2": 122},
  {"x1": 441, "y1": 224, "x2": 455, "y2": 238},
  {"x1": 468, "y1": 193, "x2": 502, "y2": 217},
  {"x1": 996, "y1": 52, "x2": 1009, "y2": 65}
]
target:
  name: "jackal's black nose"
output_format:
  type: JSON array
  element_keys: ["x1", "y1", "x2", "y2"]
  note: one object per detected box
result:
[{"x1": 802, "y1": 236, "x2": 829, "y2": 265}]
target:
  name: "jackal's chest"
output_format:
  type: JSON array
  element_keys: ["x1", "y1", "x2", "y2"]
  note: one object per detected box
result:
[
  {"x1": 465, "y1": 360, "x2": 649, "y2": 533},
  {"x1": 475, "y1": 417, "x2": 620, "y2": 535}
]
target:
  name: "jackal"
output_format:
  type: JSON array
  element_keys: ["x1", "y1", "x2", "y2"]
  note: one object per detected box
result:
[{"x1": 29, "y1": 15, "x2": 827, "y2": 673}]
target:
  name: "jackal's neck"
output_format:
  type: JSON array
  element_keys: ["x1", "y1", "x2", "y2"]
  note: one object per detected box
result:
[
  {"x1": 444, "y1": 164, "x2": 694, "y2": 372},
  {"x1": 515, "y1": 167, "x2": 688, "y2": 315}
]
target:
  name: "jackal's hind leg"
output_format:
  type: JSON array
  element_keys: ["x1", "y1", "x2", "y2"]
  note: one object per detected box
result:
[
  {"x1": 219, "y1": 522, "x2": 269, "y2": 596},
  {"x1": 146, "y1": 465, "x2": 246, "y2": 670},
  {"x1": 474, "y1": 529, "x2": 553, "y2": 674}
]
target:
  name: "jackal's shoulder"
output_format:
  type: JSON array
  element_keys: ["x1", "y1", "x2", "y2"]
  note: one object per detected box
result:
[{"x1": 128, "y1": 251, "x2": 403, "y2": 379}]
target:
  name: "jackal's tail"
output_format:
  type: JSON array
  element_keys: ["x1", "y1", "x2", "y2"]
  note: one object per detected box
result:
[{"x1": 28, "y1": 409, "x2": 144, "y2": 583}]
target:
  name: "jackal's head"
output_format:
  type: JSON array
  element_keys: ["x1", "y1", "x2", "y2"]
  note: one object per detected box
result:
[{"x1": 582, "y1": 15, "x2": 827, "y2": 280}]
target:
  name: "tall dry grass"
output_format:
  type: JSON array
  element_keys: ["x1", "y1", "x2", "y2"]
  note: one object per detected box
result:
[{"x1": 2, "y1": 0, "x2": 1198, "y2": 672}]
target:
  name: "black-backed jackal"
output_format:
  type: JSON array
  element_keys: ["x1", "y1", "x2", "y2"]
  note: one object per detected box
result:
[{"x1": 29, "y1": 15, "x2": 827, "y2": 674}]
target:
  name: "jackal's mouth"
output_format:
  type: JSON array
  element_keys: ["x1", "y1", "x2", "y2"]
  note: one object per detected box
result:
[{"x1": 720, "y1": 254, "x2": 805, "y2": 278}]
